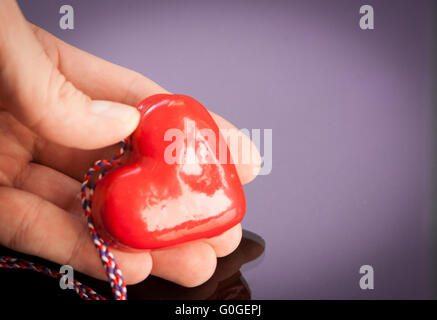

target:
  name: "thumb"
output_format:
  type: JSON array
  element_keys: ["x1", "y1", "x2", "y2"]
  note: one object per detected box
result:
[{"x1": 0, "y1": 1, "x2": 140, "y2": 149}]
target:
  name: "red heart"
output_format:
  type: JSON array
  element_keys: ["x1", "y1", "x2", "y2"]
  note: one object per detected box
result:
[{"x1": 91, "y1": 94, "x2": 246, "y2": 250}]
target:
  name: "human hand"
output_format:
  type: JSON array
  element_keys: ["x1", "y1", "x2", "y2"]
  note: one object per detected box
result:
[{"x1": 0, "y1": 1, "x2": 260, "y2": 286}]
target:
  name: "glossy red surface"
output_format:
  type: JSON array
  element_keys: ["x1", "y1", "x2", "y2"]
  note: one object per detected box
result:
[{"x1": 91, "y1": 94, "x2": 246, "y2": 250}]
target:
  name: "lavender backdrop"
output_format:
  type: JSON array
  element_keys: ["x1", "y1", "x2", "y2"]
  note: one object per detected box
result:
[{"x1": 18, "y1": 0, "x2": 435, "y2": 299}]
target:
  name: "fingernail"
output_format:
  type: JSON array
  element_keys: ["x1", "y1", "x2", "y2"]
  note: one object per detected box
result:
[{"x1": 90, "y1": 100, "x2": 140, "y2": 124}]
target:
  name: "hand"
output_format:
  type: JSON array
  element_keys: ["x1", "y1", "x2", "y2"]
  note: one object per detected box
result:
[{"x1": 0, "y1": 1, "x2": 260, "y2": 286}]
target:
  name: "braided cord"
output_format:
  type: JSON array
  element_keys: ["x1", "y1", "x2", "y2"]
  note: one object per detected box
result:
[
  {"x1": 0, "y1": 256, "x2": 106, "y2": 300},
  {"x1": 0, "y1": 139, "x2": 130, "y2": 300},
  {"x1": 80, "y1": 139, "x2": 129, "y2": 300}
]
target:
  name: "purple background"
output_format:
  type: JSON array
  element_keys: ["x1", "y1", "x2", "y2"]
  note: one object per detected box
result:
[{"x1": 18, "y1": 0, "x2": 435, "y2": 299}]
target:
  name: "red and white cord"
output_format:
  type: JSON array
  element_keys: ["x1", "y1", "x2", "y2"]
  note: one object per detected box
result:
[{"x1": 0, "y1": 139, "x2": 130, "y2": 300}]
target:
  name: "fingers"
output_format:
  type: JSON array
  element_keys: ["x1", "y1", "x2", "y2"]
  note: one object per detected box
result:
[
  {"x1": 33, "y1": 140, "x2": 122, "y2": 185},
  {"x1": 209, "y1": 112, "x2": 261, "y2": 184},
  {"x1": 204, "y1": 224, "x2": 242, "y2": 258},
  {"x1": 150, "y1": 241, "x2": 217, "y2": 287},
  {"x1": 0, "y1": 186, "x2": 152, "y2": 284},
  {"x1": 62, "y1": 223, "x2": 153, "y2": 285},
  {"x1": 0, "y1": 4, "x2": 140, "y2": 149},
  {"x1": 149, "y1": 226, "x2": 242, "y2": 287},
  {"x1": 13, "y1": 162, "x2": 81, "y2": 213}
]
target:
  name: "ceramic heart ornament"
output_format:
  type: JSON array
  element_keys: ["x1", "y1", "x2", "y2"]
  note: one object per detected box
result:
[{"x1": 91, "y1": 94, "x2": 246, "y2": 250}]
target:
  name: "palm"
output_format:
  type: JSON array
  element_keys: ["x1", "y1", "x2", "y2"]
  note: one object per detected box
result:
[{"x1": 0, "y1": 24, "x2": 259, "y2": 286}]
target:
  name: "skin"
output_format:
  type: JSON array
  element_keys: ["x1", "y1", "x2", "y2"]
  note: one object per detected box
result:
[{"x1": 0, "y1": 1, "x2": 261, "y2": 287}]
